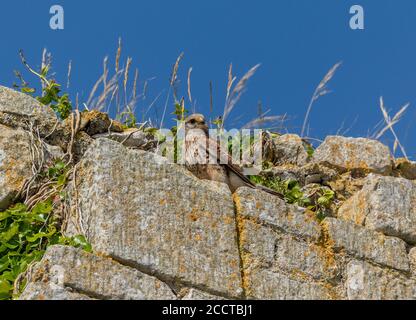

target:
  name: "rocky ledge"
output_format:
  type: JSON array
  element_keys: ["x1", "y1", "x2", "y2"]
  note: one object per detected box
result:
[{"x1": 1, "y1": 85, "x2": 416, "y2": 300}]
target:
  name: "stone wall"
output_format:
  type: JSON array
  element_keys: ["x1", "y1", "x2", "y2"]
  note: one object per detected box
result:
[{"x1": 1, "y1": 86, "x2": 416, "y2": 300}]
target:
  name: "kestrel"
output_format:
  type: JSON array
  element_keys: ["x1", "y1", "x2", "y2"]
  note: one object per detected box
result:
[{"x1": 184, "y1": 113, "x2": 283, "y2": 198}]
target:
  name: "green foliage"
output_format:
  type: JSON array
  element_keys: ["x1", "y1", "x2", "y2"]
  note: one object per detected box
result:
[
  {"x1": 172, "y1": 101, "x2": 188, "y2": 121},
  {"x1": 310, "y1": 188, "x2": 335, "y2": 221},
  {"x1": 250, "y1": 176, "x2": 310, "y2": 206},
  {"x1": 305, "y1": 144, "x2": 315, "y2": 158},
  {"x1": 58, "y1": 235, "x2": 92, "y2": 253},
  {"x1": 14, "y1": 54, "x2": 73, "y2": 120},
  {"x1": 47, "y1": 160, "x2": 69, "y2": 187},
  {"x1": 249, "y1": 175, "x2": 335, "y2": 221},
  {"x1": 0, "y1": 201, "x2": 91, "y2": 300},
  {"x1": 37, "y1": 80, "x2": 72, "y2": 120},
  {"x1": 117, "y1": 102, "x2": 138, "y2": 129},
  {"x1": 13, "y1": 71, "x2": 35, "y2": 95},
  {"x1": 212, "y1": 117, "x2": 223, "y2": 129},
  {"x1": 282, "y1": 179, "x2": 312, "y2": 207},
  {"x1": 0, "y1": 159, "x2": 89, "y2": 300}
]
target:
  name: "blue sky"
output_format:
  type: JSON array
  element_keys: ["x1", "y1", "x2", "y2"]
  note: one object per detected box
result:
[{"x1": 1, "y1": 1, "x2": 416, "y2": 159}]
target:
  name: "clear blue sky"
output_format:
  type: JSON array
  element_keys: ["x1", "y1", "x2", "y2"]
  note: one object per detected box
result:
[{"x1": 1, "y1": 0, "x2": 415, "y2": 159}]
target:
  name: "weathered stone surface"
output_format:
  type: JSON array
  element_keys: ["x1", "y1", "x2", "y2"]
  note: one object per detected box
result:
[
  {"x1": 312, "y1": 136, "x2": 393, "y2": 174},
  {"x1": 269, "y1": 134, "x2": 309, "y2": 167},
  {"x1": 0, "y1": 86, "x2": 58, "y2": 137},
  {"x1": 0, "y1": 124, "x2": 64, "y2": 210},
  {"x1": 181, "y1": 288, "x2": 226, "y2": 300},
  {"x1": 338, "y1": 175, "x2": 416, "y2": 244},
  {"x1": 323, "y1": 218, "x2": 409, "y2": 272},
  {"x1": 409, "y1": 248, "x2": 416, "y2": 275},
  {"x1": 274, "y1": 235, "x2": 337, "y2": 281},
  {"x1": 265, "y1": 166, "x2": 301, "y2": 183},
  {"x1": 44, "y1": 143, "x2": 65, "y2": 160},
  {"x1": 239, "y1": 219, "x2": 337, "y2": 281},
  {"x1": 71, "y1": 110, "x2": 124, "y2": 136},
  {"x1": 66, "y1": 139, "x2": 242, "y2": 298},
  {"x1": 395, "y1": 158, "x2": 416, "y2": 180},
  {"x1": 21, "y1": 245, "x2": 176, "y2": 300},
  {"x1": 0, "y1": 125, "x2": 33, "y2": 210},
  {"x1": 234, "y1": 187, "x2": 321, "y2": 241},
  {"x1": 66, "y1": 131, "x2": 94, "y2": 162},
  {"x1": 0, "y1": 86, "x2": 95, "y2": 162},
  {"x1": 346, "y1": 260, "x2": 416, "y2": 300},
  {"x1": 239, "y1": 219, "x2": 277, "y2": 267},
  {"x1": 93, "y1": 128, "x2": 158, "y2": 151},
  {"x1": 44, "y1": 124, "x2": 94, "y2": 163},
  {"x1": 237, "y1": 218, "x2": 340, "y2": 299},
  {"x1": 247, "y1": 269, "x2": 335, "y2": 300},
  {"x1": 326, "y1": 172, "x2": 366, "y2": 202},
  {"x1": 3, "y1": 84, "x2": 414, "y2": 301},
  {"x1": 266, "y1": 163, "x2": 339, "y2": 188},
  {"x1": 20, "y1": 282, "x2": 94, "y2": 300}
]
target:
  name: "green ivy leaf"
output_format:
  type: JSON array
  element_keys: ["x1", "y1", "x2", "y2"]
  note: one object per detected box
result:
[
  {"x1": 21, "y1": 87, "x2": 36, "y2": 94},
  {"x1": 0, "y1": 278, "x2": 12, "y2": 299},
  {"x1": 0, "y1": 211, "x2": 10, "y2": 222},
  {"x1": 57, "y1": 174, "x2": 67, "y2": 186},
  {"x1": 54, "y1": 161, "x2": 66, "y2": 171},
  {"x1": 26, "y1": 227, "x2": 56, "y2": 243},
  {"x1": 31, "y1": 201, "x2": 53, "y2": 216},
  {"x1": 0, "y1": 223, "x2": 20, "y2": 243},
  {"x1": 0, "y1": 256, "x2": 10, "y2": 273},
  {"x1": 70, "y1": 235, "x2": 92, "y2": 253}
]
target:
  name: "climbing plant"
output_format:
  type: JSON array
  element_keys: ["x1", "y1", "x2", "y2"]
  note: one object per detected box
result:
[
  {"x1": 249, "y1": 175, "x2": 335, "y2": 221},
  {"x1": 0, "y1": 201, "x2": 91, "y2": 300},
  {"x1": 13, "y1": 50, "x2": 73, "y2": 120},
  {"x1": 0, "y1": 155, "x2": 91, "y2": 300}
]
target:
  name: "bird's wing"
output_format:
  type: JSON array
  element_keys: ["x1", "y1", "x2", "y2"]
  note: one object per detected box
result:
[
  {"x1": 205, "y1": 136, "x2": 284, "y2": 199},
  {"x1": 205, "y1": 136, "x2": 253, "y2": 182}
]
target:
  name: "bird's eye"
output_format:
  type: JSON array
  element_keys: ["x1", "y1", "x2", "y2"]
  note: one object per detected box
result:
[
  {"x1": 189, "y1": 119, "x2": 196, "y2": 124},
  {"x1": 201, "y1": 121, "x2": 205, "y2": 125}
]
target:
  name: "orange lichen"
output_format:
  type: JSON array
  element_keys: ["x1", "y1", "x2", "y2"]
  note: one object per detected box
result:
[
  {"x1": 317, "y1": 221, "x2": 337, "y2": 272},
  {"x1": 338, "y1": 192, "x2": 367, "y2": 226},
  {"x1": 233, "y1": 193, "x2": 255, "y2": 297},
  {"x1": 188, "y1": 213, "x2": 199, "y2": 222},
  {"x1": 286, "y1": 211, "x2": 294, "y2": 222},
  {"x1": 290, "y1": 269, "x2": 310, "y2": 282},
  {"x1": 223, "y1": 215, "x2": 234, "y2": 225}
]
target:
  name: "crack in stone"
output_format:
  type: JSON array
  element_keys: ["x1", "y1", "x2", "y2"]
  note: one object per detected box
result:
[
  {"x1": 108, "y1": 254, "x2": 239, "y2": 300},
  {"x1": 232, "y1": 194, "x2": 248, "y2": 299}
]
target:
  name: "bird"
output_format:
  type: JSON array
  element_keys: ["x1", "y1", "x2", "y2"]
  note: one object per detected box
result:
[{"x1": 183, "y1": 113, "x2": 283, "y2": 198}]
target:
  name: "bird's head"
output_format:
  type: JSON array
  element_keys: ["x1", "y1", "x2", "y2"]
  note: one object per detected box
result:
[{"x1": 185, "y1": 113, "x2": 209, "y2": 134}]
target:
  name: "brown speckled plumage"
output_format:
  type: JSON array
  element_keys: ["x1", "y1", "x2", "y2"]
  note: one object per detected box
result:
[{"x1": 184, "y1": 113, "x2": 283, "y2": 198}]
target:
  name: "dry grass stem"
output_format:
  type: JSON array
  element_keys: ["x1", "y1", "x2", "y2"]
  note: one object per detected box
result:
[
  {"x1": 124, "y1": 57, "x2": 133, "y2": 99},
  {"x1": 67, "y1": 60, "x2": 72, "y2": 89},
  {"x1": 187, "y1": 67, "x2": 193, "y2": 104},
  {"x1": 242, "y1": 114, "x2": 287, "y2": 129},
  {"x1": 301, "y1": 62, "x2": 342, "y2": 137},
  {"x1": 375, "y1": 97, "x2": 409, "y2": 159},
  {"x1": 210, "y1": 81, "x2": 213, "y2": 114},
  {"x1": 133, "y1": 68, "x2": 139, "y2": 100},
  {"x1": 160, "y1": 53, "x2": 184, "y2": 128},
  {"x1": 115, "y1": 38, "x2": 122, "y2": 73},
  {"x1": 222, "y1": 64, "x2": 261, "y2": 127}
]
